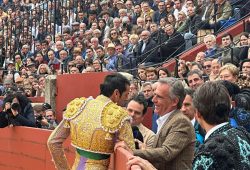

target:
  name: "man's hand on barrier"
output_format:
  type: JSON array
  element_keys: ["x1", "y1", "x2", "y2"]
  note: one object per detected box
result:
[
  {"x1": 114, "y1": 141, "x2": 133, "y2": 154},
  {"x1": 127, "y1": 156, "x2": 157, "y2": 170}
]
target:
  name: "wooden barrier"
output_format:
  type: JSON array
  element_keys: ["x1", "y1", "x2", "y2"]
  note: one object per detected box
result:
[
  {"x1": 0, "y1": 127, "x2": 74, "y2": 170},
  {"x1": 0, "y1": 126, "x2": 134, "y2": 170}
]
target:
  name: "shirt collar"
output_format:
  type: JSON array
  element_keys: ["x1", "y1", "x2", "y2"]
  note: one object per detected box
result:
[
  {"x1": 205, "y1": 122, "x2": 228, "y2": 141},
  {"x1": 156, "y1": 109, "x2": 176, "y2": 134},
  {"x1": 191, "y1": 118, "x2": 196, "y2": 126}
]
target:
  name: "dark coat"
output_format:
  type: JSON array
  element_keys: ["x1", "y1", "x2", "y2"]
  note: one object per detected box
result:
[
  {"x1": 0, "y1": 103, "x2": 36, "y2": 128},
  {"x1": 137, "y1": 39, "x2": 159, "y2": 64},
  {"x1": 161, "y1": 31, "x2": 185, "y2": 61},
  {"x1": 153, "y1": 10, "x2": 167, "y2": 24},
  {"x1": 185, "y1": 14, "x2": 202, "y2": 35}
]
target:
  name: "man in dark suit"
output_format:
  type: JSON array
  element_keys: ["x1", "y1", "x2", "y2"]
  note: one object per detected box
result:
[
  {"x1": 181, "y1": 88, "x2": 205, "y2": 150},
  {"x1": 136, "y1": 30, "x2": 159, "y2": 65},
  {"x1": 116, "y1": 78, "x2": 196, "y2": 170},
  {"x1": 161, "y1": 24, "x2": 185, "y2": 61},
  {"x1": 183, "y1": 6, "x2": 202, "y2": 49}
]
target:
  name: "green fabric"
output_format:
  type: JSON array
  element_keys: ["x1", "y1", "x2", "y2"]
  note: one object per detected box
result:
[{"x1": 76, "y1": 148, "x2": 110, "y2": 160}]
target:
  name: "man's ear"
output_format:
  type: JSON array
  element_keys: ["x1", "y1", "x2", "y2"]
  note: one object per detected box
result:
[
  {"x1": 194, "y1": 109, "x2": 202, "y2": 120},
  {"x1": 110, "y1": 89, "x2": 120, "y2": 103},
  {"x1": 172, "y1": 97, "x2": 179, "y2": 107}
]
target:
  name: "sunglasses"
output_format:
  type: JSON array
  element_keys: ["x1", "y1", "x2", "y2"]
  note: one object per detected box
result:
[{"x1": 204, "y1": 65, "x2": 211, "y2": 68}]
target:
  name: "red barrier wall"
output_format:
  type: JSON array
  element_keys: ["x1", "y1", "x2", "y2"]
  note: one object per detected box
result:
[
  {"x1": 0, "y1": 127, "x2": 74, "y2": 170},
  {"x1": 142, "y1": 107, "x2": 153, "y2": 130},
  {"x1": 56, "y1": 72, "x2": 110, "y2": 121},
  {"x1": 0, "y1": 127, "x2": 135, "y2": 170}
]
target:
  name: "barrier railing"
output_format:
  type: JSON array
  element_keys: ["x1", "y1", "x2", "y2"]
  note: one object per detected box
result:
[{"x1": 0, "y1": 126, "x2": 136, "y2": 170}]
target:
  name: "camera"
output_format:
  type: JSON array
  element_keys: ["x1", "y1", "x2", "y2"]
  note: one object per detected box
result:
[
  {"x1": 35, "y1": 114, "x2": 44, "y2": 128},
  {"x1": 11, "y1": 103, "x2": 20, "y2": 111}
]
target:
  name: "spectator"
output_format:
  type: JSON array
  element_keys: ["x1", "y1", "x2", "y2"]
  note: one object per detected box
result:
[
  {"x1": 173, "y1": 0, "x2": 187, "y2": 19},
  {"x1": 183, "y1": 6, "x2": 201, "y2": 49},
  {"x1": 203, "y1": 34, "x2": 222, "y2": 58},
  {"x1": 116, "y1": 78, "x2": 195, "y2": 170},
  {"x1": 158, "y1": 67, "x2": 171, "y2": 79},
  {"x1": 187, "y1": 70, "x2": 205, "y2": 90},
  {"x1": 181, "y1": 88, "x2": 205, "y2": 150},
  {"x1": 210, "y1": 58, "x2": 221, "y2": 81},
  {"x1": 145, "y1": 67, "x2": 158, "y2": 81},
  {"x1": 137, "y1": 66, "x2": 147, "y2": 81},
  {"x1": 0, "y1": 92, "x2": 36, "y2": 127},
  {"x1": 127, "y1": 94, "x2": 155, "y2": 148},
  {"x1": 153, "y1": 1, "x2": 167, "y2": 24},
  {"x1": 203, "y1": 58, "x2": 213, "y2": 75},
  {"x1": 137, "y1": 30, "x2": 158, "y2": 64},
  {"x1": 219, "y1": 63, "x2": 239, "y2": 83},
  {"x1": 162, "y1": 24, "x2": 185, "y2": 61},
  {"x1": 105, "y1": 43, "x2": 118, "y2": 71},
  {"x1": 128, "y1": 81, "x2": 139, "y2": 100},
  {"x1": 141, "y1": 82, "x2": 154, "y2": 107},
  {"x1": 40, "y1": 109, "x2": 58, "y2": 130},
  {"x1": 47, "y1": 50, "x2": 61, "y2": 72},
  {"x1": 175, "y1": 11, "x2": 187, "y2": 32}
]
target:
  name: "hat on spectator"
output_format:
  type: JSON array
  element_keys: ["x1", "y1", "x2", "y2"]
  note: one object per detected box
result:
[
  {"x1": 15, "y1": 77, "x2": 24, "y2": 83},
  {"x1": 7, "y1": 60, "x2": 14, "y2": 66},
  {"x1": 27, "y1": 62, "x2": 35, "y2": 67},
  {"x1": 22, "y1": 44, "x2": 29, "y2": 49},
  {"x1": 107, "y1": 43, "x2": 115, "y2": 49},
  {"x1": 100, "y1": 0, "x2": 109, "y2": 6},
  {"x1": 117, "y1": 0, "x2": 124, "y2": 4},
  {"x1": 72, "y1": 22, "x2": 80, "y2": 26},
  {"x1": 43, "y1": 103, "x2": 52, "y2": 110},
  {"x1": 3, "y1": 79, "x2": 13, "y2": 85}
]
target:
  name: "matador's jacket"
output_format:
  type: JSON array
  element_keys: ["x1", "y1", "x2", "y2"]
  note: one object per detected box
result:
[
  {"x1": 47, "y1": 95, "x2": 135, "y2": 170},
  {"x1": 192, "y1": 123, "x2": 250, "y2": 170}
]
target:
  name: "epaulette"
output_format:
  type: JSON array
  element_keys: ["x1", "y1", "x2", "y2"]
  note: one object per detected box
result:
[
  {"x1": 101, "y1": 102, "x2": 131, "y2": 133},
  {"x1": 63, "y1": 97, "x2": 93, "y2": 127}
]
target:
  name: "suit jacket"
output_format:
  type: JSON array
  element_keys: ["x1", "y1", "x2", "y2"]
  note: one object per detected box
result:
[
  {"x1": 137, "y1": 123, "x2": 155, "y2": 148},
  {"x1": 137, "y1": 39, "x2": 159, "y2": 64},
  {"x1": 161, "y1": 31, "x2": 185, "y2": 61},
  {"x1": 134, "y1": 110, "x2": 196, "y2": 170}
]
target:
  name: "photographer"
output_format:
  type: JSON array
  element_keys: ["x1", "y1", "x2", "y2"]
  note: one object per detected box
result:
[
  {"x1": 0, "y1": 93, "x2": 36, "y2": 127},
  {"x1": 40, "y1": 109, "x2": 58, "y2": 130}
]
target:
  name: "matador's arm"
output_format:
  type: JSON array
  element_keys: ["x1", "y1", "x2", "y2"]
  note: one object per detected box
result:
[{"x1": 47, "y1": 119, "x2": 71, "y2": 170}]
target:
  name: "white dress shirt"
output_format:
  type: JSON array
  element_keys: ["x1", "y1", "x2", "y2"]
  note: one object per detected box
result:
[
  {"x1": 156, "y1": 110, "x2": 176, "y2": 134},
  {"x1": 191, "y1": 118, "x2": 196, "y2": 126},
  {"x1": 204, "y1": 122, "x2": 228, "y2": 141}
]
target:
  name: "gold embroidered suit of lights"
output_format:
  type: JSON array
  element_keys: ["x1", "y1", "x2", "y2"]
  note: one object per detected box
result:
[{"x1": 64, "y1": 95, "x2": 133, "y2": 154}]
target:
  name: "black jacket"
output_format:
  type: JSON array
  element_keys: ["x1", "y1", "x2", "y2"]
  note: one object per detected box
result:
[
  {"x1": 0, "y1": 103, "x2": 36, "y2": 128},
  {"x1": 185, "y1": 14, "x2": 202, "y2": 35},
  {"x1": 136, "y1": 39, "x2": 159, "y2": 64},
  {"x1": 161, "y1": 31, "x2": 185, "y2": 61}
]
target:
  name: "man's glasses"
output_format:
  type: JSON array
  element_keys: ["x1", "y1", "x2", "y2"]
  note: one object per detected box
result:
[{"x1": 204, "y1": 65, "x2": 211, "y2": 69}]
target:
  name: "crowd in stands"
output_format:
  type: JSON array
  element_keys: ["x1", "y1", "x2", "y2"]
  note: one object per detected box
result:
[
  {"x1": 0, "y1": 0, "x2": 248, "y2": 94},
  {"x1": 0, "y1": 0, "x2": 250, "y2": 169}
]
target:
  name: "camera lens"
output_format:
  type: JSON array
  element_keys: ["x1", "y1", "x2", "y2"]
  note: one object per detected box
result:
[{"x1": 11, "y1": 103, "x2": 20, "y2": 110}]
